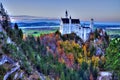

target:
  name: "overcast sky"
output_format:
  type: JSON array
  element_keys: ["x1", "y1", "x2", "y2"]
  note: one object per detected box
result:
[{"x1": 1, "y1": 0, "x2": 120, "y2": 22}]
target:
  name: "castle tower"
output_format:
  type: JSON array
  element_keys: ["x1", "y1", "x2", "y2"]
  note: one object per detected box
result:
[
  {"x1": 69, "y1": 15, "x2": 71, "y2": 33},
  {"x1": 90, "y1": 18, "x2": 94, "y2": 30},
  {"x1": 65, "y1": 10, "x2": 68, "y2": 18}
]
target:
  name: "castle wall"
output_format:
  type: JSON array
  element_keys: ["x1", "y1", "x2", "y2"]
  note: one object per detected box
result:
[
  {"x1": 61, "y1": 24, "x2": 70, "y2": 34},
  {"x1": 60, "y1": 22, "x2": 92, "y2": 41}
]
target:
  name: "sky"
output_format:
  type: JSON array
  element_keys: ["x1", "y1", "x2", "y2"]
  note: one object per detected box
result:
[{"x1": 1, "y1": 0, "x2": 120, "y2": 22}]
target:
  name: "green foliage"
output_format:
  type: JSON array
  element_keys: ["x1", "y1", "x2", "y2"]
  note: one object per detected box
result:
[
  {"x1": 14, "y1": 23, "x2": 19, "y2": 30},
  {"x1": 104, "y1": 32, "x2": 109, "y2": 44},
  {"x1": 61, "y1": 32, "x2": 83, "y2": 42},
  {"x1": 94, "y1": 29, "x2": 100, "y2": 39},
  {"x1": 55, "y1": 30, "x2": 61, "y2": 35},
  {"x1": 89, "y1": 45, "x2": 96, "y2": 57},
  {"x1": 83, "y1": 70, "x2": 90, "y2": 80},
  {"x1": 105, "y1": 38, "x2": 120, "y2": 79},
  {"x1": 92, "y1": 68, "x2": 98, "y2": 80},
  {"x1": 18, "y1": 29, "x2": 23, "y2": 39},
  {"x1": 1, "y1": 18, "x2": 101, "y2": 80},
  {"x1": 60, "y1": 72, "x2": 65, "y2": 80},
  {"x1": 2, "y1": 43, "x2": 17, "y2": 54},
  {"x1": 0, "y1": 66, "x2": 7, "y2": 80},
  {"x1": 23, "y1": 28, "x2": 58, "y2": 37},
  {"x1": 22, "y1": 60, "x2": 32, "y2": 74},
  {"x1": 90, "y1": 63, "x2": 98, "y2": 80},
  {"x1": 0, "y1": 32, "x2": 7, "y2": 44},
  {"x1": 81, "y1": 61, "x2": 88, "y2": 71},
  {"x1": 5, "y1": 23, "x2": 23, "y2": 45}
]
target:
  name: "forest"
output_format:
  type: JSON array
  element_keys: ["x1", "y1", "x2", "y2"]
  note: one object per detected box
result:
[{"x1": 0, "y1": 19, "x2": 120, "y2": 79}]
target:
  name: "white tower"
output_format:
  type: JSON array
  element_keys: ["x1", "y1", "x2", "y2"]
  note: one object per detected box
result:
[
  {"x1": 83, "y1": 26, "x2": 86, "y2": 41},
  {"x1": 69, "y1": 16, "x2": 71, "y2": 33},
  {"x1": 90, "y1": 18, "x2": 94, "y2": 30}
]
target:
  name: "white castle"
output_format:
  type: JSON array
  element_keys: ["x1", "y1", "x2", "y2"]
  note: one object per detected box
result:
[{"x1": 60, "y1": 10, "x2": 94, "y2": 41}]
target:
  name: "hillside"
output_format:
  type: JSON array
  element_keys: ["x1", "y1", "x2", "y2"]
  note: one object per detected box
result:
[{"x1": 0, "y1": 4, "x2": 120, "y2": 80}]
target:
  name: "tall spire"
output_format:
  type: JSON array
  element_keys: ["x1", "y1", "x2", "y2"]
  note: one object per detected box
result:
[
  {"x1": 69, "y1": 15, "x2": 71, "y2": 19},
  {"x1": 90, "y1": 18, "x2": 94, "y2": 30},
  {"x1": 69, "y1": 15, "x2": 71, "y2": 33},
  {"x1": 65, "y1": 10, "x2": 68, "y2": 18}
]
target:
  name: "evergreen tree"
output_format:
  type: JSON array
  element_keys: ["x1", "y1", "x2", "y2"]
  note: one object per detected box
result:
[
  {"x1": 60, "y1": 72, "x2": 65, "y2": 80},
  {"x1": 18, "y1": 29, "x2": 23, "y2": 39},
  {"x1": 14, "y1": 23, "x2": 19, "y2": 30},
  {"x1": 94, "y1": 29, "x2": 99, "y2": 39}
]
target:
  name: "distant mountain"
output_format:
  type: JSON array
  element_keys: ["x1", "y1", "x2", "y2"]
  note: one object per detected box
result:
[
  {"x1": 10, "y1": 15, "x2": 60, "y2": 27},
  {"x1": 10, "y1": 15, "x2": 120, "y2": 29},
  {"x1": 17, "y1": 22, "x2": 60, "y2": 27},
  {"x1": 10, "y1": 15, "x2": 59, "y2": 21}
]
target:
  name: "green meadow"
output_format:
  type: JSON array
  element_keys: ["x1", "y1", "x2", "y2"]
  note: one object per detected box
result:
[
  {"x1": 106, "y1": 29, "x2": 120, "y2": 35},
  {"x1": 22, "y1": 27, "x2": 59, "y2": 37},
  {"x1": 21, "y1": 27, "x2": 120, "y2": 38}
]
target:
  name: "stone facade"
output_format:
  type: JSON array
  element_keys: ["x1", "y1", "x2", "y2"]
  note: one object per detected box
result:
[{"x1": 60, "y1": 11, "x2": 94, "y2": 41}]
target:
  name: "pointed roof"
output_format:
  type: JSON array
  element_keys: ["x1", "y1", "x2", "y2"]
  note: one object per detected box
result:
[
  {"x1": 61, "y1": 18, "x2": 80, "y2": 24},
  {"x1": 71, "y1": 19, "x2": 80, "y2": 24},
  {"x1": 61, "y1": 18, "x2": 69, "y2": 24},
  {"x1": 65, "y1": 10, "x2": 68, "y2": 18},
  {"x1": 65, "y1": 10, "x2": 68, "y2": 15},
  {"x1": 91, "y1": 18, "x2": 94, "y2": 21}
]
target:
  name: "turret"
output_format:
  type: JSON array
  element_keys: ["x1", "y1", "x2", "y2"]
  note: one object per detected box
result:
[
  {"x1": 69, "y1": 16, "x2": 71, "y2": 33},
  {"x1": 90, "y1": 18, "x2": 94, "y2": 30}
]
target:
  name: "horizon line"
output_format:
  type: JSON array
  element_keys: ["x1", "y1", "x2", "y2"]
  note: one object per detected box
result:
[{"x1": 10, "y1": 15, "x2": 120, "y2": 23}]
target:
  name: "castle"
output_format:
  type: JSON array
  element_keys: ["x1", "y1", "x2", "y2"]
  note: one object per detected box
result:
[{"x1": 60, "y1": 11, "x2": 94, "y2": 41}]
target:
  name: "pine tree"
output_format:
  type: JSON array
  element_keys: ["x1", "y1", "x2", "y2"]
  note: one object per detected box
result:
[
  {"x1": 14, "y1": 23, "x2": 19, "y2": 30},
  {"x1": 18, "y1": 29, "x2": 23, "y2": 39},
  {"x1": 60, "y1": 72, "x2": 65, "y2": 80}
]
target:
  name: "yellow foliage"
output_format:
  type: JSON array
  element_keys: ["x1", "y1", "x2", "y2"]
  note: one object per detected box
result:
[
  {"x1": 87, "y1": 51, "x2": 90, "y2": 57},
  {"x1": 83, "y1": 45, "x2": 87, "y2": 57},
  {"x1": 86, "y1": 59, "x2": 91, "y2": 65},
  {"x1": 92, "y1": 55, "x2": 96, "y2": 62},
  {"x1": 77, "y1": 57, "x2": 91, "y2": 65},
  {"x1": 101, "y1": 56, "x2": 106, "y2": 63},
  {"x1": 94, "y1": 57, "x2": 100, "y2": 67},
  {"x1": 92, "y1": 56, "x2": 100, "y2": 67},
  {"x1": 78, "y1": 53, "x2": 82, "y2": 58},
  {"x1": 77, "y1": 58, "x2": 83, "y2": 64},
  {"x1": 60, "y1": 40, "x2": 80, "y2": 54},
  {"x1": 23, "y1": 34, "x2": 27, "y2": 40},
  {"x1": 61, "y1": 58, "x2": 65, "y2": 63},
  {"x1": 58, "y1": 57, "x2": 65, "y2": 64}
]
